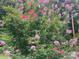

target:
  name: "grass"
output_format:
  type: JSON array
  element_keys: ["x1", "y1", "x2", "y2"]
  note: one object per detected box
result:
[
  {"x1": 0, "y1": 33, "x2": 12, "y2": 41},
  {"x1": 0, "y1": 54, "x2": 9, "y2": 59}
]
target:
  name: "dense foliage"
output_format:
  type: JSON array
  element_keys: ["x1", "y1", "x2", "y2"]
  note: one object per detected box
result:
[{"x1": 0, "y1": 0, "x2": 79, "y2": 59}]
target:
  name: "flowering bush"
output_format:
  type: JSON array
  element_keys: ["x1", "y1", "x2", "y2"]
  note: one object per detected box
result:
[
  {"x1": 1, "y1": 0, "x2": 79, "y2": 59},
  {"x1": 1, "y1": 0, "x2": 67, "y2": 56}
]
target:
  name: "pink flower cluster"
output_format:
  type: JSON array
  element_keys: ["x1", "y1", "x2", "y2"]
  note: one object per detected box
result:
[
  {"x1": 20, "y1": 9, "x2": 38, "y2": 20},
  {"x1": 0, "y1": 40, "x2": 6, "y2": 47},
  {"x1": 65, "y1": 3, "x2": 74, "y2": 11},
  {"x1": 39, "y1": 0, "x2": 50, "y2": 4},
  {"x1": 20, "y1": 14, "x2": 29, "y2": 20},
  {"x1": 52, "y1": 47, "x2": 64, "y2": 54},
  {"x1": 66, "y1": 29, "x2": 72, "y2": 34}
]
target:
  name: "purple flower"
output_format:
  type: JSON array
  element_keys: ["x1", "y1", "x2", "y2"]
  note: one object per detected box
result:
[
  {"x1": 66, "y1": 29, "x2": 72, "y2": 34},
  {"x1": 39, "y1": 0, "x2": 50, "y2": 4},
  {"x1": 30, "y1": 45, "x2": 36, "y2": 51},
  {"x1": 76, "y1": 52, "x2": 79, "y2": 59},
  {"x1": 0, "y1": 40, "x2": 6, "y2": 47},
  {"x1": 18, "y1": 0, "x2": 23, "y2": 3},
  {"x1": 65, "y1": 3, "x2": 74, "y2": 11}
]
